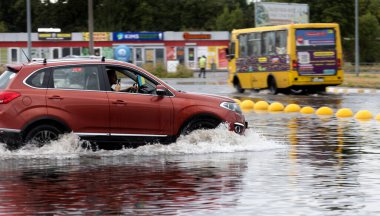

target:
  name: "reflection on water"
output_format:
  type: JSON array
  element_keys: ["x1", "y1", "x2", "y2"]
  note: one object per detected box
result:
[
  {"x1": 0, "y1": 77, "x2": 380, "y2": 215},
  {"x1": 0, "y1": 155, "x2": 247, "y2": 215}
]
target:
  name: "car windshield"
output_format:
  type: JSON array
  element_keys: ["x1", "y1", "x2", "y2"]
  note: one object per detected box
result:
[{"x1": 0, "y1": 70, "x2": 17, "y2": 89}]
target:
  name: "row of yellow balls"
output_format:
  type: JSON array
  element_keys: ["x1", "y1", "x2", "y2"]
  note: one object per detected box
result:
[{"x1": 234, "y1": 99, "x2": 380, "y2": 120}]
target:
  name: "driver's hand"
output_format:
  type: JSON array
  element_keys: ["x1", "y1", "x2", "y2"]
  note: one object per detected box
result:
[
  {"x1": 115, "y1": 84, "x2": 121, "y2": 92},
  {"x1": 126, "y1": 85, "x2": 136, "y2": 92}
]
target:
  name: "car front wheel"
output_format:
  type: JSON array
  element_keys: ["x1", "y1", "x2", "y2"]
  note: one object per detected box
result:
[{"x1": 180, "y1": 118, "x2": 220, "y2": 136}]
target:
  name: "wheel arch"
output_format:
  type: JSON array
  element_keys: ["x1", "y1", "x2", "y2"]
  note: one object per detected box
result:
[
  {"x1": 177, "y1": 113, "x2": 222, "y2": 136},
  {"x1": 266, "y1": 74, "x2": 276, "y2": 87},
  {"x1": 233, "y1": 75, "x2": 240, "y2": 86},
  {"x1": 21, "y1": 117, "x2": 71, "y2": 139}
]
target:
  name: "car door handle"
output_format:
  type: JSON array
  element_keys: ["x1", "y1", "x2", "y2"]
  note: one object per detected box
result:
[
  {"x1": 112, "y1": 100, "x2": 127, "y2": 105},
  {"x1": 48, "y1": 95, "x2": 63, "y2": 100}
]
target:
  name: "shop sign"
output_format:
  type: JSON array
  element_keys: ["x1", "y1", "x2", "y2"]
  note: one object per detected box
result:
[
  {"x1": 113, "y1": 32, "x2": 163, "y2": 41},
  {"x1": 83, "y1": 32, "x2": 111, "y2": 41},
  {"x1": 183, "y1": 32, "x2": 211, "y2": 40},
  {"x1": 38, "y1": 33, "x2": 72, "y2": 40}
]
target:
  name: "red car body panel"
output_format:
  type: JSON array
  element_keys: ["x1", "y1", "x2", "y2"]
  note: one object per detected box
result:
[
  {"x1": 107, "y1": 91, "x2": 174, "y2": 135},
  {"x1": 46, "y1": 89, "x2": 110, "y2": 134}
]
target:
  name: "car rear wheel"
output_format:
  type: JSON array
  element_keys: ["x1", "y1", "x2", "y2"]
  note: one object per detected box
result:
[
  {"x1": 24, "y1": 124, "x2": 62, "y2": 147},
  {"x1": 180, "y1": 118, "x2": 220, "y2": 136}
]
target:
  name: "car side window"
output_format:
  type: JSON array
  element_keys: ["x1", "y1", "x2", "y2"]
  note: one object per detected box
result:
[
  {"x1": 106, "y1": 66, "x2": 158, "y2": 95},
  {"x1": 51, "y1": 66, "x2": 100, "y2": 90},
  {"x1": 25, "y1": 69, "x2": 49, "y2": 88}
]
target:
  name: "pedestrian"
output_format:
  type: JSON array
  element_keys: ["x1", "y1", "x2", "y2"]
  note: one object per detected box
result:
[{"x1": 198, "y1": 55, "x2": 206, "y2": 78}]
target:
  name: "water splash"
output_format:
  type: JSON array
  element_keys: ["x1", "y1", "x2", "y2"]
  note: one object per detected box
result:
[{"x1": 0, "y1": 125, "x2": 283, "y2": 159}]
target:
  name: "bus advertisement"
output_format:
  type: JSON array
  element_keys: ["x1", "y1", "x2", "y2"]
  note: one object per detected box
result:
[{"x1": 227, "y1": 23, "x2": 344, "y2": 94}]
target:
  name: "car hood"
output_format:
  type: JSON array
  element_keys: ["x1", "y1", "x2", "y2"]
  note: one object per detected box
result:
[{"x1": 178, "y1": 91, "x2": 234, "y2": 103}]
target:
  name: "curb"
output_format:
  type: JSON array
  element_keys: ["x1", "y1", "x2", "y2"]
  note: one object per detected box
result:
[{"x1": 326, "y1": 87, "x2": 380, "y2": 94}]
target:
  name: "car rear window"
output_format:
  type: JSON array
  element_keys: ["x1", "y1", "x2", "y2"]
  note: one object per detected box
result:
[
  {"x1": 25, "y1": 69, "x2": 49, "y2": 88},
  {"x1": 0, "y1": 70, "x2": 17, "y2": 89}
]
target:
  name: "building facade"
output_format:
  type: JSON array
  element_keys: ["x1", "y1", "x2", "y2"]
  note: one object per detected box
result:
[{"x1": 0, "y1": 31, "x2": 229, "y2": 71}]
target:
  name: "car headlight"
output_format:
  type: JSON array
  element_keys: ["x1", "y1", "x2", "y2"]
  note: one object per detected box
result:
[{"x1": 220, "y1": 102, "x2": 242, "y2": 114}]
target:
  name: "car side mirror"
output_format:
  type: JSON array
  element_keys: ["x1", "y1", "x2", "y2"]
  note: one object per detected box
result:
[{"x1": 156, "y1": 85, "x2": 167, "y2": 96}]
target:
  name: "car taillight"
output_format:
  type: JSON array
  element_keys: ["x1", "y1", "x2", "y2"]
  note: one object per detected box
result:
[
  {"x1": 337, "y1": 58, "x2": 342, "y2": 69},
  {"x1": 292, "y1": 60, "x2": 298, "y2": 70},
  {"x1": 0, "y1": 91, "x2": 21, "y2": 104}
]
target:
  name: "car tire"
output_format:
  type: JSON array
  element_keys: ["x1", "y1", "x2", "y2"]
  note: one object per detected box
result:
[
  {"x1": 24, "y1": 124, "x2": 62, "y2": 147},
  {"x1": 180, "y1": 118, "x2": 220, "y2": 136}
]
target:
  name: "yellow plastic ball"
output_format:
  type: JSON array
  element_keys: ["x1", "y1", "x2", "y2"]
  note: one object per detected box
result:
[
  {"x1": 268, "y1": 102, "x2": 284, "y2": 112},
  {"x1": 240, "y1": 100, "x2": 255, "y2": 110},
  {"x1": 316, "y1": 106, "x2": 334, "y2": 115},
  {"x1": 355, "y1": 110, "x2": 373, "y2": 120},
  {"x1": 233, "y1": 98, "x2": 242, "y2": 105},
  {"x1": 376, "y1": 113, "x2": 380, "y2": 121},
  {"x1": 335, "y1": 108, "x2": 354, "y2": 118},
  {"x1": 284, "y1": 104, "x2": 301, "y2": 112},
  {"x1": 300, "y1": 106, "x2": 315, "y2": 114},
  {"x1": 254, "y1": 101, "x2": 269, "y2": 110}
]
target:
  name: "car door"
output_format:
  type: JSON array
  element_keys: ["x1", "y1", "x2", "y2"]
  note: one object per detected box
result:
[
  {"x1": 105, "y1": 66, "x2": 174, "y2": 137},
  {"x1": 46, "y1": 65, "x2": 110, "y2": 135}
]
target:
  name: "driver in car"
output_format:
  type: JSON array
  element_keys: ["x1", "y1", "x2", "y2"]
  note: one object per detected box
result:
[{"x1": 107, "y1": 69, "x2": 137, "y2": 92}]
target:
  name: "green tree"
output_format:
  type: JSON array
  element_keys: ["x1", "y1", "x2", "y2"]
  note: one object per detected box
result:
[
  {"x1": 359, "y1": 12, "x2": 380, "y2": 62},
  {"x1": 0, "y1": 21, "x2": 7, "y2": 32},
  {"x1": 215, "y1": 4, "x2": 249, "y2": 31}
]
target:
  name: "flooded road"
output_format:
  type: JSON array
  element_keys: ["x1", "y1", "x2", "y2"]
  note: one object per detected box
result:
[{"x1": 1, "y1": 72, "x2": 380, "y2": 215}]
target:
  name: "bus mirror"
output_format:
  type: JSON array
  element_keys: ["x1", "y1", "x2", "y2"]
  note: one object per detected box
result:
[{"x1": 227, "y1": 54, "x2": 235, "y2": 60}]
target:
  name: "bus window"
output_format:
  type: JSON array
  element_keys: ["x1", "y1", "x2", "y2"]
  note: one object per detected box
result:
[
  {"x1": 238, "y1": 34, "x2": 248, "y2": 58},
  {"x1": 296, "y1": 29, "x2": 336, "y2": 51},
  {"x1": 275, "y1": 31, "x2": 287, "y2": 54},
  {"x1": 262, "y1": 31, "x2": 276, "y2": 55},
  {"x1": 248, "y1": 32, "x2": 261, "y2": 56}
]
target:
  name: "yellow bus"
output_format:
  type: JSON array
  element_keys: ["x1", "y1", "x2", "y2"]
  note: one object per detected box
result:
[{"x1": 227, "y1": 23, "x2": 344, "y2": 94}]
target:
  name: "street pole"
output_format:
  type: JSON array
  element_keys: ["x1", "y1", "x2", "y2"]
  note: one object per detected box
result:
[
  {"x1": 355, "y1": 0, "x2": 359, "y2": 76},
  {"x1": 88, "y1": 0, "x2": 94, "y2": 55},
  {"x1": 26, "y1": 0, "x2": 32, "y2": 61}
]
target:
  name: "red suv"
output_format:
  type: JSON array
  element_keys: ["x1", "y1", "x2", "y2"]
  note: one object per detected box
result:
[{"x1": 0, "y1": 57, "x2": 246, "y2": 149}]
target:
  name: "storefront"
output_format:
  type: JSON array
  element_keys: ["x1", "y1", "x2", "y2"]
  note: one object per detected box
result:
[
  {"x1": 163, "y1": 31, "x2": 229, "y2": 70},
  {"x1": 0, "y1": 31, "x2": 229, "y2": 71},
  {"x1": 112, "y1": 32, "x2": 165, "y2": 67}
]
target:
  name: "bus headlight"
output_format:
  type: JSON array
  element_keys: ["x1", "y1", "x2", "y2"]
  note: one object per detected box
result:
[{"x1": 220, "y1": 102, "x2": 242, "y2": 114}]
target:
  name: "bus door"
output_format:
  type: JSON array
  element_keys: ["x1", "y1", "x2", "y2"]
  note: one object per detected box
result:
[{"x1": 295, "y1": 28, "x2": 338, "y2": 78}]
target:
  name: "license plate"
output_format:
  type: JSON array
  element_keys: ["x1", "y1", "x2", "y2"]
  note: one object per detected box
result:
[{"x1": 312, "y1": 77, "x2": 324, "y2": 82}]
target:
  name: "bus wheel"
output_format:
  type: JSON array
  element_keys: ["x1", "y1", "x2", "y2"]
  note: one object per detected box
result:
[
  {"x1": 234, "y1": 80, "x2": 245, "y2": 93},
  {"x1": 268, "y1": 77, "x2": 278, "y2": 95}
]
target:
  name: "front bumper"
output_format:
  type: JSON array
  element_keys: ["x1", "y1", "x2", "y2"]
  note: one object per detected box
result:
[{"x1": 232, "y1": 122, "x2": 248, "y2": 134}]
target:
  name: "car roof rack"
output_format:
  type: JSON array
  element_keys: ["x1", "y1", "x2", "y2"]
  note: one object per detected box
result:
[{"x1": 29, "y1": 55, "x2": 109, "y2": 65}]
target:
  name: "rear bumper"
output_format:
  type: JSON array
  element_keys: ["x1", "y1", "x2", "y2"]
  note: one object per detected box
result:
[{"x1": 0, "y1": 128, "x2": 23, "y2": 149}]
